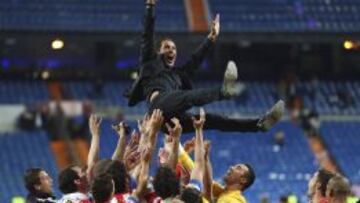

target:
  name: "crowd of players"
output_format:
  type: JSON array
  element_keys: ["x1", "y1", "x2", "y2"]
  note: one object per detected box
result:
[{"x1": 23, "y1": 108, "x2": 353, "y2": 203}]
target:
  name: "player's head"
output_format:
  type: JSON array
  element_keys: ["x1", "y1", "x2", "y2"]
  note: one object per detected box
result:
[
  {"x1": 308, "y1": 169, "x2": 335, "y2": 203},
  {"x1": 223, "y1": 163, "x2": 255, "y2": 191},
  {"x1": 180, "y1": 187, "x2": 202, "y2": 203},
  {"x1": 92, "y1": 174, "x2": 115, "y2": 203},
  {"x1": 24, "y1": 168, "x2": 54, "y2": 195},
  {"x1": 326, "y1": 175, "x2": 350, "y2": 203},
  {"x1": 158, "y1": 37, "x2": 177, "y2": 68},
  {"x1": 153, "y1": 166, "x2": 180, "y2": 199},
  {"x1": 107, "y1": 160, "x2": 130, "y2": 194},
  {"x1": 93, "y1": 159, "x2": 130, "y2": 194},
  {"x1": 58, "y1": 165, "x2": 88, "y2": 194}
]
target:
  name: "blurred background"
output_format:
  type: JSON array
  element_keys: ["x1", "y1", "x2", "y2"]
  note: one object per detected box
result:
[{"x1": 0, "y1": 0, "x2": 360, "y2": 202}]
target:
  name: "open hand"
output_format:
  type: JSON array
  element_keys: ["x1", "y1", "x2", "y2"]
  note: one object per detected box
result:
[
  {"x1": 192, "y1": 108, "x2": 206, "y2": 130},
  {"x1": 89, "y1": 114, "x2": 102, "y2": 136},
  {"x1": 165, "y1": 117, "x2": 182, "y2": 138},
  {"x1": 208, "y1": 14, "x2": 220, "y2": 42}
]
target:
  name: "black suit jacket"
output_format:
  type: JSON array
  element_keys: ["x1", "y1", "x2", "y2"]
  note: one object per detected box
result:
[{"x1": 126, "y1": 4, "x2": 213, "y2": 107}]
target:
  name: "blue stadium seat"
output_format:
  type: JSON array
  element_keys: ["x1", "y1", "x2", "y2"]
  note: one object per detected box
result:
[
  {"x1": 320, "y1": 122, "x2": 360, "y2": 184},
  {"x1": 2, "y1": 80, "x2": 360, "y2": 116},
  {"x1": 208, "y1": 0, "x2": 360, "y2": 32},
  {"x1": 0, "y1": 0, "x2": 187, "y2": 32},
  {"x1": 0, "y1": 81, "x2": 49, "y2": 104}
]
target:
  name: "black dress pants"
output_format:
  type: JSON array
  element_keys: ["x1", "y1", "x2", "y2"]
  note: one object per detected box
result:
[{"x1": 148, "y1": 88, "x2": 260, "y2": 133}]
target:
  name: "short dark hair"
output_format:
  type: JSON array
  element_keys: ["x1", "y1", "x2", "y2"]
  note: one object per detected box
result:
[
  {"x1": 153, "y1": 166, "x2": 180, "y2": 199},
  {"x1": 317, "y1": 169, "x2": 335, "y2": 197},
  {"x1": 92, "y1": 159, "x2": 129, "y2": 194},
  {"x1": 24, "y1": 168, "x2": 43, "y2": 193},
  {"x1": 157, "y1": 37, "x2": 174, "y2": 51},
  {"x1": 92, "y1": 174, "x2": 113, "y2": 203},
  {"x1": 58, "y1": 165, "x2": 80, "y2": 194},
  {"x1": 181, "y1": 187, "x2": 202, "y2": 203},
  {"x1": 242, "y1": 164, "x2": 256, "y2": 191},
  {"x1": 109, "y1": 161, "x2": 129, "y2": 194}
]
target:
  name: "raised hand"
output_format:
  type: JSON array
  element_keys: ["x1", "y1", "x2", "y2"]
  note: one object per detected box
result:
[
  {"x1": 125, "y1": 149, "x2": 141, "y2": 172},
  {"x1": 137, "y1": 113, "x2": 150, "y2": 134},
  {"x1": 208, "y1": 13, "x2": 220, "y2": 42},
  {"x1": 192, "y1": 108, "x2": 206, "y2": 130},
  {"x1": 165, "y1": 117, "x2": 182, "y2": 138},
  {"x1": 89, "y1": 114, "x2": 102, "y2": 136},
  {"x1": 124, "y1": 131, "x2": 140, "y2": 158},
  {"x1": 112, "y1": 122, "x2": 128, "y2": 137},
  {"x1": 147, "y1": 109, "x2": 164, "y2": 133}
]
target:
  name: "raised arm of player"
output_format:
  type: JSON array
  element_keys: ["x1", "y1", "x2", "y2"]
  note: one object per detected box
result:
[
  {"x1": 203, "y1": 140, "x2": 213, "y2": 201},
  {"x1": 111, "y1": 122, "x2": 128, "y2": 162},
  {"x1": 208, "y1": 14, "x2": 220, "y2": 42},
  {"x1": 181, "y1": 14, "x2": 220, "y2": 75},
  {"x1": 139, "y1": 0, "x2": 157, "y2": 64},
  {"x1": 132, "y1": 109, "x2": 163, "y2": 199},
  {"x1": 87, "y1": 114, "x2": 102, "y2": 180},
  {"x1": 190, "y1": 108, "x2": 206, "y2": 183},
  {"x1": 165, "y1": 117, "x2": 183, "y2": 171}
]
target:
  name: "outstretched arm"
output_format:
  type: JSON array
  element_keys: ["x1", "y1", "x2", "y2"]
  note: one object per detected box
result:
[
  {"x1": 190, "y1": 108, "x2": 206, "y2": 183},
  {"x1": 203, "y1": 140, "x2": 213, "y2": 201},
  {"x1": 181, "y1": 14, "x2": 220, "y2": 75},
  {"x1": 165, "y1": 118, "x2": 182, "y2": 171},
  {"x1": 139, "y1": 0, "x2": 157, "y2": 64},
  {"x1": 87, "y1": 114, "x2": 102, "y2": 181},
  {"x1": 111, "y1": 122, "x2": 128, "y2": 161},
  {"x1": 132, "y1": 109, "x2": 163, "y2": 199}
]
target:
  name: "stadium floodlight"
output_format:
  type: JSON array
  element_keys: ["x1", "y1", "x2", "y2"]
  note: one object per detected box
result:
[
  {"x1": 41, "y1": 71, "x2": 50, "y2": 80},
  {"x1": 343, "y1": 40, "x2": 355, "y2": 50},
  {"x1": 51, "y1": 39, "x2": 64, "y2": 50}
]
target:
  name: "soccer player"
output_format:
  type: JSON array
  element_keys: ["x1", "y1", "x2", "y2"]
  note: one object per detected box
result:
[{"x1": 24, "y1": 168, "x2": 56, "y2": 203}]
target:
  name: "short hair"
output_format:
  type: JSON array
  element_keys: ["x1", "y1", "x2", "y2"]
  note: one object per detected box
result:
[
  {"x1": 58, "y1": 165, "x2": 80, "y2": 194},
  {"x1": 92, "y1": 174, "x2": 114, "y2": 203},
  {"x1": 242, "y1": 164, "x2": 256, "y2": 191},
  {"x1": 153, "y1": 166, "x2": 180, "y2": 199},
  {"x1": 327, "y1": 175, "x2": 350, "y2": 198},
  {"x1": 157, "y1": 37, "x2": 174, "y2": 51},
  {"x1": 317, "y1": 169, "x2": 335, "y2": 197},
  {"x1": 92, "y1": 159, "x2": 129, "y2": 194},
  {"x1": 24, "y1": 168, "x2": 43, "y2": 193},
  {"x1": 180, "y1": 187, "x2": 202, "y2": 203},
  {"x1": 96, "y1": 160, "x2": 129, "y2": 194}
]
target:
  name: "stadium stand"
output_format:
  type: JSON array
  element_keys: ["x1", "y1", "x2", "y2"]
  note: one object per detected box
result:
[
  {"x1": 0, "y1": 81, "x2": 49, "y2": 104},
  {"x1": 320, "y1": 121, "x2": 360, "y2": 184},
  {"x1": 208, "y1": 0, "x2": 360, "y2": 32},
  {"x1": 1, "y1": 80, "x2": 360, "y2": 115},
  {"x1": 2, "y1": 0, "x2": 360, "y2": 32},
  {"x1": 0, "y1": 0, "x2": 187, "y2": 32}
]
